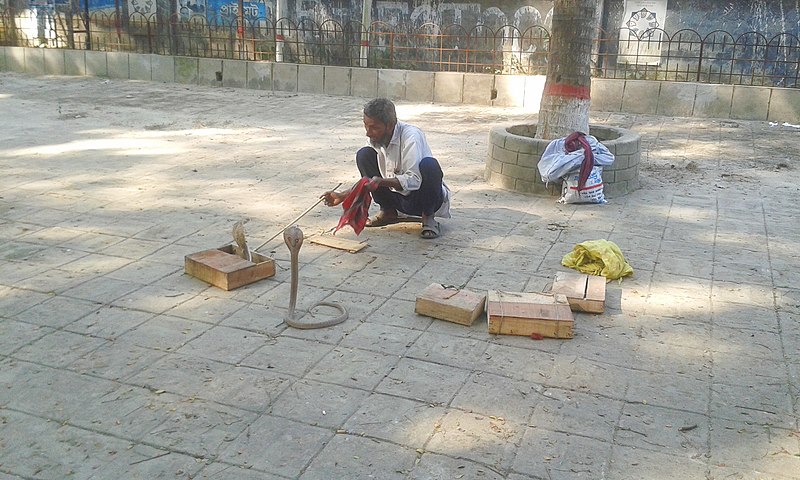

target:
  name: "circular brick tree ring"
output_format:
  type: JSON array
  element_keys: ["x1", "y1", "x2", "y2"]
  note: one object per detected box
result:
[{"x1": 485, "y1": 124, "x2": 641, "y2": 197}]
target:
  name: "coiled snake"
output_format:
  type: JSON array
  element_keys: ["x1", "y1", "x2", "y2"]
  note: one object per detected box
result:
[{"x1": 283, "y1": 225, "x2": 348, "y2": 329}]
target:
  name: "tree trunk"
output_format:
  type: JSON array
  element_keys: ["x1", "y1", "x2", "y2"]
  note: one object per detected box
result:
[{"x1": 535, "y1": 0, "x2": 598, "y2": 140}]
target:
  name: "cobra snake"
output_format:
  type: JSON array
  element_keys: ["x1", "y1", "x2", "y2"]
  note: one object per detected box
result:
[{"x1": 282, "y1": 225, "x2": 348, "y2": 329}]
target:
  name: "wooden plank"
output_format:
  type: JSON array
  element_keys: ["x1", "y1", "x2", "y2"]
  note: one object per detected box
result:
[
  {"x1": 308, "y1": 235, "x2": 368, "y2": 253},
  {"x1": 551, "y1": 271, "x2": 606, "y2": 313},
  {"x1": 185, "y1": 245, "x2": 275, "y2": 290},
  {"x1": 486, "y1": 290, "x2": 574, "y2": 338},
  {"x1": 415, "y1": 283, "x2": 486, "y2": 326}
]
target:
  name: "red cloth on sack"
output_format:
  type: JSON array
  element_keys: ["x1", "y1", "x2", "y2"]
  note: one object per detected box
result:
[
  {"x1": 564, "y1": 132, "x2": 594, "y2": 190},
  {"x1": 334, "y1": 178, "x2": 372, "y2": 235}
]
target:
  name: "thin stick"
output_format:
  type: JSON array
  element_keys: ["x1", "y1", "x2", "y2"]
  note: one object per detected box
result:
[{"x1": 253, "y1": 182, "x2": 343, "y2": 252}]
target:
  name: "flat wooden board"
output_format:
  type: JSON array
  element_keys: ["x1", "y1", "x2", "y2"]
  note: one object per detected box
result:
[
  {"x1": 551, "y1": 271, "x2": 606, "y2": 313},
  {"x1": 308, "y1": 235, "x2": 368, "y2": 253},
  {"x1": 486, "y1": 290, "x2": 574, "y2": 338},
  {"x1": 185, "y1": 245, "x2": 275, "y2": 290},
  {"x1": 415, "y1": 283, "x2": 486, "y2": 326}
]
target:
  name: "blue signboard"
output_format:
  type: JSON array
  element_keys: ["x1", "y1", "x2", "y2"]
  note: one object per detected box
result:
[{"x1": 205, "y1": 0, "x2": 271, "y2": 23}]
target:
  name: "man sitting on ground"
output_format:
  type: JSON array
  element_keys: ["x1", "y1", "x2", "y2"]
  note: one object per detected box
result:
[{"x1": 322, "y1": 98, "x2": 450, "y2": 239}]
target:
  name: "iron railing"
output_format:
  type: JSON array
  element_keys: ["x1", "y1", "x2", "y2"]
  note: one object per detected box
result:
[{"x1": 1, "y1": 9, "x2": 798, "y2": 88}]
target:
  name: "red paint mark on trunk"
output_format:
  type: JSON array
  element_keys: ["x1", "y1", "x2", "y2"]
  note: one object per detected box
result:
[{"x1": 544, "y1": 83, "x2": 591, "y2": 100}]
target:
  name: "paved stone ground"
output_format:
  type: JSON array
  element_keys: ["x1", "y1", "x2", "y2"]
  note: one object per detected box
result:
[{"x1": 0, "y1": 72, "x2": 798, "y2": 480}]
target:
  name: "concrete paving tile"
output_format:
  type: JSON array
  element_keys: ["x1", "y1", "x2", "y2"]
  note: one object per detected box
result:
[
  {"x1": 13, "y1": 295, "x2": 102, "y2": 328},
  {"x1": 712, "y1": 303, "x2": 780, "y2": 330},
  {"x1": 140, "y1": 395, "x2": 258, "y2": 458},
  {"x1": 0, "y1": 259, "x2": 50, "y2": 286},
  {"x1": 55, "y1": 252, "x2": 133, "y2": 275},
  {"x1": 427, "y1": 409, "x2": 522, "y2": 471},
  {"x1": 335, "y1": 269, "x2": 410, "y2": 298},
  {"x1": 606, "y1": 444, "x2": 706, "y2": 480},
  {"x1": 713, "y1": 262, "x2": 773, "y2": 286},
  {"x1": 368, "y1": 298, "x2": 434, "y2": 330},
  {"x1": 548, "y1": 355, "x2": 638, "y2": 399},
  {"x1": 708, "y1": 418, "x2": 800, "y2": 477},
  {"x1": 0, "y1": 219, "x2": 43, "y2": 239},
  {"x1": 13, "y1": 329, "x2": 109, "y2": 368},
  {"x1": 64, "y1": 385, "x2": 171, "y2": 440},
  {"x1": 407, "y1": 332, "x2": 489, "y2": 368},
  {"x1": 635, "y1": 314, "x2": 711, "y2": 351},
  {"x1": 654, "y1": 255, "x2": 714, "y2": 279},
  {"x1": 61, "y1": 276, "x2": 143, "y2": 304},
  {"x1": 409, "y1": 452, "x2": 506, "y2": 479},
  {"x1": 645, "y1": 289, "x2": 712, "y2": 320},
  {"x1": 512, "y1": 428, "x2": 612, "y2": 479},
  {"x1": 165, "y1": 294, "x2": 248, "y2": 324},
  {"x1": 530, "y1": 388, "x2": 622, "y2": 443},
  {"x1": 617, "y1": 403, "x2": 708, "y2": 456},
  {"x1": 558, "y1": 328, "x2": 645, "y2": 370},
  {"x1": 98, "y1": 237, "x2": 170, "y2": 260},
  {"x1": 177, "y1": 325, "x2": 271, "y2": 364},
  {"x1": 343, "y1": 392, "x2": 443, "y2": 447},
  {"x1": 194, "y1": 463, "x2": 285, "y2": 479},
  {"x1": 710, "y1": 324, "x2": 784, "y2": 361},
  {"x1": 452, "y1": 371, "x2": 541, "y2": 424},
  {"x1": 0, "y1": 320, "x2": 53, "y2": 355},
  {"x1": 710, "y1": 382, "x2": 797, "y2": 429},
  {"x1": 63, "y1": 304, "x2": 154, "y2": 340},
  {"x1": 104, "y1": 259, "x2": 182, "y2": 284},
  {"x1": 0, "y1": 409, "x2": 193, "y2": 479},
  {"x1": 69, "y1": 341, "x2": 167, "y2": 381},
  {"x1": 467, "y1": 267, "x2": 530, "y2": 293},
  {"x1": 87, "y1": 444, "x2": 206, "y2": 480},
  {"x1": 18, "y1": 226, "x2": 85, "y2": 247},
  {"x1": 340, "y1": 322, "x2": 423, "y2": 356},
  {"x1": 0, "y1": 240, "x2": 48, "y2": 262},
  {"x1": 218, "y1": 414, "x2": 331, "y2": 475},
  {"x1": 126, "y1": 353, "x2": 293, "y2": 412},
  {"x1": 775, "y1": 288, "x2": 800, "y2": 315},
  {"x1": 481, "y1": 343, "x2": 557, "y2": 383},
  {"x1": 707, "y1": 465, "x2": 798, "y2": 480},
  {"x1": 306, "y1": 346, "x2": 399, "y2": 391},
  {"x1": 116, "y1": 315, "x2": 211, "y2": 353},
  {"x1": 112, "y1": 284, "x2": 196, "y2": 314},
  {"x1": 218, "y1": 302, "x2": 288, "y2": 334},
  {"x1": 376, "y1": 357, "x2": 470, "y2": 405},
  {"x1": 270, "y1": 378, "x2": 369, "y2": 428},
  {"x1": 624, "y1": 369, "x2": 710, "y2": 414},
  {"x1": 55, "y1": 231, "x2": 127, "y2": 252},
  {"x1": 301, "y1": 434, "x2": 418, "y2": 479},
  {"x1": 632, "y1": 338, "x2": 713, "y2": 378},
  {"x1": 1, "y1": 359, "x2": 119, "y2": 420}
]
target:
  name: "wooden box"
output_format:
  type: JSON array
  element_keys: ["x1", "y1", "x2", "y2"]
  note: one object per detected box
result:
[
  {"x1": 415, "y1": 283, "x2": 486, "y2": 326},
  {"x1": 185, "y1": 244, "x2": 275, "y2": 291},
  {"x1": 550, "y1": 272, "x2": 606, "y2": 313},
  {"x1": 486, "y1": 291, "x2": 574, "y2": 338}
]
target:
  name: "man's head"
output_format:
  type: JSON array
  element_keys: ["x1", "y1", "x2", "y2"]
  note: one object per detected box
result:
[{"x1": 363, "y1": 98, "x2": 397, "y2": 147}]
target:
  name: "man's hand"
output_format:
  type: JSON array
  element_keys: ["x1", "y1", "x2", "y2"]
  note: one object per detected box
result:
[
  {"x1": 322, "y1": 190, "x2": 346, "y2": 207},
  {"x1": 366, "y1": 176, "x2": 383, "y2": 192}
]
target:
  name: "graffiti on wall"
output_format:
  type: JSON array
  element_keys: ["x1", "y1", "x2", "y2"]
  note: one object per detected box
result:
[
  {"x1": 618, "y1": 0, "x2": 668, "y2": 65},
  {"x1": 129, "y1": 0, "x2": 157, "y2": 15}
]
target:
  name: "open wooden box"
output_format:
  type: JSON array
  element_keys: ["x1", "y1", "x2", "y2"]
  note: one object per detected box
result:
[{"x1": 184, "y1": 244, "x2": 275, "y2": 291}]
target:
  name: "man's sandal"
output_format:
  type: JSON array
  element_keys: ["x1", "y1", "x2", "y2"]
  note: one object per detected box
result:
[
  {"x1": 365, "y1": 211, "x2": 400, "y2": 227},
  {"x1": 420, "y1": 221, "x2": 440, "y2": 239}
]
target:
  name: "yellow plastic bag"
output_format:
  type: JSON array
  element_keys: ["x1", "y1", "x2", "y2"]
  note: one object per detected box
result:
[{"x1": 562, "y1": 239, "x2": 633, "y2": 280}]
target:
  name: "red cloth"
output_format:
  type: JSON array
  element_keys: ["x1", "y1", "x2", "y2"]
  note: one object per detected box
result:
[
  {"x1": 564, "y1": 132, "x2": 594, "y2": 190},
  {"x1": 334, "y1": 178, "x2": 372, "y2": 235}
]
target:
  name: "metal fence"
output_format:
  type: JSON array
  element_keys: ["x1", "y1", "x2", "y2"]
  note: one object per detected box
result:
[{"x1": 2, "y1": 9, "x2": 798, "y2": 88}]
